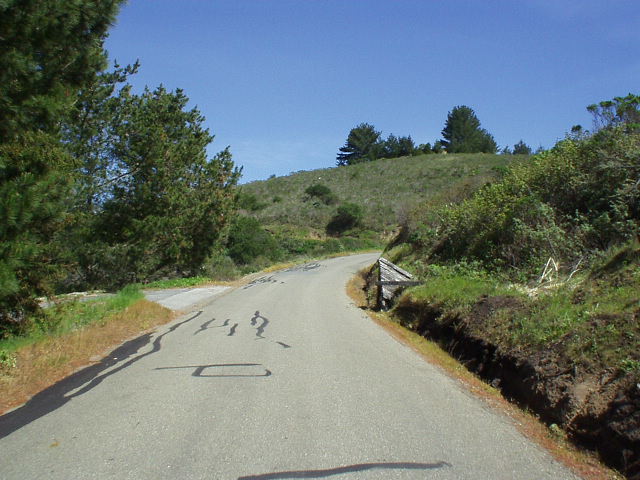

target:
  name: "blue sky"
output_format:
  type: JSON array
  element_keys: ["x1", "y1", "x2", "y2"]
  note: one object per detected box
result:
[{"x1": 104, "y1": 0, "x2": 640, "y2": 183}]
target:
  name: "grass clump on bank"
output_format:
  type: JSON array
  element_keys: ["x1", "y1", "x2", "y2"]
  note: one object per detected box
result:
[
  {"x1": 394, "y1": 240, "x2": 640, "y2": 375},
  {"x1": 1, "y1": 285, "x2": 143, "y2": 352}
]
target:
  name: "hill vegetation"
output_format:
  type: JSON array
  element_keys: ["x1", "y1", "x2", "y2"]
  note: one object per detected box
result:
[
  {"x1": 378, "y1": 94, "x2": 640, "y2": 477},
  {"x1": 241, "y1": 152, "x2": 516, "y2": 232},
  {"x1": 231, "y1": 152, "x2": 519, "y2": 276},
  {"x1": 3, "y1": 4, "x2": 638, "y2": 474},
  {"x1": 335, "y1": 105, "x2": 501, "y2": 166}
]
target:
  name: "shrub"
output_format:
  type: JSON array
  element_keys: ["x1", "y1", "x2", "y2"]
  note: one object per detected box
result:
[
  {"x1": 327, "y1": 203, "x2": 364, "y2": 235},
  {"x1": 237, "y1": 191, "x2": 267, "y2": 211},
  {"x1": 305, "y1": 183, "x2": 338, "y2": 205},
  {"x1": 408, "y1": 126, "x2": 640, "y2": 278},
  {"x1": 226, "y1": 216, "x2": 282, "y2": 265}
]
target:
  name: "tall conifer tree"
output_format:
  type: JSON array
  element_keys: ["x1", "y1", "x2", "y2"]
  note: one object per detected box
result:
[{"x1": 0, "y1": 0, "x2": 124, "y2": 332}]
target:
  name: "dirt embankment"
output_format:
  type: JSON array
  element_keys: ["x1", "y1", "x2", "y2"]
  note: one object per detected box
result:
[{"x1": 390, "y1": 295, "x2": 639, "y2": 479}]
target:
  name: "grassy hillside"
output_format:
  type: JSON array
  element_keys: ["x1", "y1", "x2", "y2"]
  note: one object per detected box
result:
[{"x1": 241, "y1": 153, "x2": 518, "y2": 234}]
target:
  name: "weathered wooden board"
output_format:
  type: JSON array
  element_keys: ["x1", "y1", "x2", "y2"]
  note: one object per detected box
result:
[{"x1": 377, "y1": 257, "x2": 419, "y2": 310}]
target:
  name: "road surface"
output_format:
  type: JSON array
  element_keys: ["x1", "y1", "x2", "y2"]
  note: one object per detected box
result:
[{"x1": 0, "y1": 253, "x2": 579, "y2": 479}]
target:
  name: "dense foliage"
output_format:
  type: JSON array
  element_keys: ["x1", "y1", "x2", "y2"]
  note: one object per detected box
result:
[
  {"x1": 304, "y1": 184, "x2": 337, "y2": 205},
  {"x1": 326, "y1": 202, "x2": 364, "y2": 235},
  {"x1": 227, "y1": 216, "x2": 281, "y2": 266},
  {"x1": 0, "y1": 0, "x2": 126, "y2": 333},
  {"x1": 1, "y1": 1, "x2": 240, "y2": 335},
  {"x1": 403, "y1": 101, "x2": 639, "y2": 279},
  {"x1": 71, "y1": 86, "x2": 239, "y2": 288},
  {"x1": 337, "y1": 105, "x2": 501, "y2": 165}
]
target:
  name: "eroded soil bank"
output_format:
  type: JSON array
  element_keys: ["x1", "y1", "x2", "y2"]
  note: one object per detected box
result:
[{"x1": 386, "y1": 294, "x2": 639, "y2": 479}]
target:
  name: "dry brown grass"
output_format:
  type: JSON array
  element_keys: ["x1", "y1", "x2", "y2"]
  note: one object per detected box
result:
[
  {"x1": 346, "y1": 269, "x2": 621, "y2": 480},
  {"x1": 0, "y1": 299, "x2": 174, "y2": 415}
]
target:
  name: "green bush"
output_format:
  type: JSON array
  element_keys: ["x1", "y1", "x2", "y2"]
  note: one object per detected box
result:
[
  {"x1": 227, "y1": 216, "x2": 282, "y2": 265},
  {"x1": 304, "y1": 183, "x2": 338, "y2": 205},
  {"x1": 237, "y1": 191, "x2": 267, "y2": 211},
  {"x1": 406, "y1": 126, "x2": 640, "y2": 278},
  {"x1": 201, "y1": 252, "x2": 239, "y2": 280},
  {"x1": 326, "y1": 203, "x2": 364, "y2": 235}
]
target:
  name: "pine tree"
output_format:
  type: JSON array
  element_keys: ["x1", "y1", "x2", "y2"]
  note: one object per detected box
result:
[
  {"x1": 0, "y1": 0, "x2": 124, "y2": 141},
  {"x1": 0, "y1": 0, "x2": 124, "y2": 333},
  {"x1": 87, "y1": 86, "x2": 240, "y2": 286},
  {"x1": 512, "y1": 140, "x2": 532, "y2": 155},
  {"x1": 441, "y1": 106, "x2": 497, "y2": 153},
  {"x1": 336, "y1": 123, "x2": 382, "y2": 165}
]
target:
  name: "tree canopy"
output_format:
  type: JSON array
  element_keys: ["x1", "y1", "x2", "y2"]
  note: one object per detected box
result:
[
  {"x1": 587, "y1": 93, "x2": 640, "y2": 131},
  {"x1": 441, "y1": 105, "x2": 497, "y2": 154},
  {"x1": 0, "y1": 0, "x2": 123, "y2": 141},
  {"x1": 1, "y1": 0, "x2": 241, "y2": 334},
  {"x1": 336, "y1": 123, "x2": 382, "y2": 166},
  {"x1": 512, "y1": 140, "x2": 532, "y2": 155},
  {"x1": 0, "y1": 0, "x2": 126, "y2": 330}
]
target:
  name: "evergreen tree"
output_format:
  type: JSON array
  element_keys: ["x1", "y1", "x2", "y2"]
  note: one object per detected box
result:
[
  {"x1": 336, "y1": 123, "x2": 382, "y2": 165},
  {"x1": 0, "y1": 133, "x2": 71, "y2": 331},
  {"x1": 441, "y1": 105, "x2": 497, "y2": 153},
  {"x1": 87, "y1": 86, "x2": 240, "y2": 286},
  {"x1": 0, "y1": 0, "x2": 124, "y2": 141},
  {"x1": 384, "y1": 134, "x2": 415, "y2": 158},
  {"x1": 397, "y1": 135, "x2": 416, "y2": 157},
  {"x1": 63, "y1": 61, "x2": 140, "y2": 211},
  {"x1": 512, "y1": 140, "x2": 532, "y2": 155},
  {"x1": 0, "y1": 0, "x2": 124, "y2": 333},
  {"x1": 417, "y1": 143, "x2": 433, "y2": 154}
]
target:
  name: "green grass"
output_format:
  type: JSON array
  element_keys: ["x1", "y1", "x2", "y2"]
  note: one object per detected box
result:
[
  {"x1": 407, "y1": 275, "x2": 512, "y2": 312},
  {"x1": 140, "y1": 276, "x2": 215, "y2": 289},
  {"x1": 242, "y1": 153, "x2": 516, "y2": 231},
  {"x1": 0, "y1": 285, "x2": 144, "y2": 355},
  {"x1": 393, "y1": 240, "x2": 640, "y2": 372}
]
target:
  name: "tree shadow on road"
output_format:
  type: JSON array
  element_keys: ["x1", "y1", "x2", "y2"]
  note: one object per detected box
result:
[{"x1": 0, "y1": 311, "x2": 201, "y2": 439}]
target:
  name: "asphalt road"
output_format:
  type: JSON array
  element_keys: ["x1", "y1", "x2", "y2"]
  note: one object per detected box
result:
[{"x1": 0, "y1": 253, "x2": 579, "y2": 479}]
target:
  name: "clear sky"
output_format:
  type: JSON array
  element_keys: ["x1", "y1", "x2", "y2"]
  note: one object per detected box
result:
[{"x1": 104, "y1": 0, "x2": 639, "y2": 183}]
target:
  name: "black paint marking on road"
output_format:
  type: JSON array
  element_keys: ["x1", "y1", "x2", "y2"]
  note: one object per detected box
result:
[
  {"x1": 228, "y1": 323, "x2": 238, "y2": 336},
  {"x1": 237, "y1": 461, "x2": 452, "y2": 479},
  {"x1": 194, "y1": 318, "x2": 215, "y2": 335},
  {"x1": 155, "y1": 364, "x2": 272, "y2": 378},
  {"x1": 276, "y1": 341, "x2": 291, "y2": 349},
  {"x1": 251, "y1": 311, "x2": 269, "y2": 339},
  {"x1": 284, "y1": 262, "x2": 323, "y2": 273}
]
